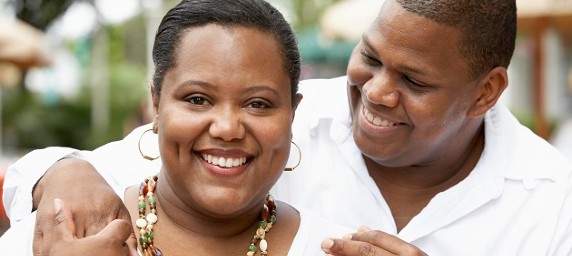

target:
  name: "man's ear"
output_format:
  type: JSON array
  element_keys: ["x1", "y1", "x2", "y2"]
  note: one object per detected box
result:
[
  {"x1": 292, "y1": 93, "x2": 303, "y2": 121},
  {"x1": 150, "y1": 85, "x2": 159, "y2": 114},
  {"x1": 468, "y1": 66, "x2": 508, "y2": 117}
]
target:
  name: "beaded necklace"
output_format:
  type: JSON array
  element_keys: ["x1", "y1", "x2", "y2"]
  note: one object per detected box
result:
[{"x1": 136, "y1": 175, "x2": 278, "y2": 256}]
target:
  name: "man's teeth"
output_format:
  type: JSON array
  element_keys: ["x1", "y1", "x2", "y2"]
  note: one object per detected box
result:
[
  {"x1": 364, "y1": 108, "x2": 397, "y2": 127},
  {"x1": 201, "y1": 154, "x2": 247, "y2": 168}
]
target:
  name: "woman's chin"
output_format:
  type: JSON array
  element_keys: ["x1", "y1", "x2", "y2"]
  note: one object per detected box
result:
[{"x1": 192, "y1": 190, "x2": 256, "y2": 216}]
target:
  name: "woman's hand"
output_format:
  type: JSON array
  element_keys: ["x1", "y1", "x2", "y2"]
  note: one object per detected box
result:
[
  {"x1": 47, "y1": 198, "x2": 137, "y2": 256},
  {"x1": 32, "y1": 158, "x2": 135, "y2": 255},
  {"x1": 321, "y1": 226, "x2": 428, "y2": 256}
]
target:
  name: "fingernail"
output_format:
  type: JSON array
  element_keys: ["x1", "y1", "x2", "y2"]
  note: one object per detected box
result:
[
  {"x1": 54, "y1": 198, "x2": 62, "y2": 214},
  {"x1": 357, "y1": 225, "x2": 371, "y2": 232},
  {"x1": 342, "y1": 233, "x2": 353, "y2": 240},
  {"x1": 321, "y1": 238, "x2": 334, "y2": 251}
]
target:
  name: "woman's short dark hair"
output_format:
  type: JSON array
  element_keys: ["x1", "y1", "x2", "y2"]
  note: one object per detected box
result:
[{"x1": 152, "y1": 0, "x2": 300, "y2": 104}]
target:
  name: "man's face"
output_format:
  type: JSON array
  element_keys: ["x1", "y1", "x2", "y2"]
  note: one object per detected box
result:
[{"x1": 346, "y1": 0, "x2": 483, "y2": 168}]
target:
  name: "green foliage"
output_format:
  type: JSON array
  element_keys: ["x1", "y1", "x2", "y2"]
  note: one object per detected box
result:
[
  {"x1": 289, "y1": 0, "x2": 344, "y2": 31},
  {"x1": 512, "y1": 110, "x2": 559, "y2": 138},
  {"x1": 1, "y1": 87, "x2": 91, "y2": 150},
  {"x1": 3, "y1": 0, "x2": 347, "y2": 153},
  {"x1": 86, "y1": 63, "x2": 148, "y2": 149},
  {"x1": 1, "y1": 61, "x2": 147, "y2": 151},
  {"x1": 1, "y1": 22, "x2": 149, "y2": 152}
]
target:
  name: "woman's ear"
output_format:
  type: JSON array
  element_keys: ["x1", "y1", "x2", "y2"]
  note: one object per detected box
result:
[
  {"x1": 468, "y1": 66, "x2": 508, "y2": 117},
  {"x1": 152, "y1": 115, "x2": 159, "y2": 134},
  {"x1": 150, "y1": 85, "x2": 160, "y2": 133},
  {"x1": 150, "y1": 85, "x2": 159, "y2": 115}
]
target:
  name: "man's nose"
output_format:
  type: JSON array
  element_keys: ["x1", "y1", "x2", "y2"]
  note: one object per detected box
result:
[{"x1": 362, "y1": 71, "x2": 400, "y2": 108}]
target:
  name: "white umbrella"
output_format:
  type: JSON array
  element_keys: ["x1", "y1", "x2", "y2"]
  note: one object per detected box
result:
[
  {"x1": 517, "y1": 0, "x2": 572, "y2": 18},
  {"x1": 517, "y1": 0, "x2": 572, "y2": 34},
  {"x1": 321, "y1": 0, "x2": 572, "y2": 39},
  {"x1": 319, "y1": 0, "x2": 384, "y2": 42},
  {"x1": 0, "y1": 17, "x2": 52, "y2": 69}
]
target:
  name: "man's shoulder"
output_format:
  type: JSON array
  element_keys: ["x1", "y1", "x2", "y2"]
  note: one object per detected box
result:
[
  {"x1": 299, "y1": 76, "x2": 347, "y2": 87},
  {"x1": 297, "y1": 76, "x2": 348, "y2": 110},
  {"x1": 293, "y1": 76, "x2": 350, "y2": 131},
  {"x1": 490, "y1": 104, "x2": 572, "y2": 180},
  {"x1": 299, "y1": 76, "x2": 347, "y2": 97}
]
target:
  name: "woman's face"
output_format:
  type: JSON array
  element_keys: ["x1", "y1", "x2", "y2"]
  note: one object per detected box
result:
[{"x1": 153, "y1": 24, "x2": 295, "y2": 217}]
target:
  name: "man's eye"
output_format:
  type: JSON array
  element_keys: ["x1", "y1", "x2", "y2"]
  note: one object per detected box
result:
[
  {"x1": 361, "y1": 50, "x2": 381, "y2": 66},
  {"x1": 403, "y1": 76, "x2": 430, "y2": 92},
  {"x1": 404, "y1": 76, "x2": 423, "y2": 87},
  {"x1": 187, "y1": 96, "x2": 206, "y2": 105}
]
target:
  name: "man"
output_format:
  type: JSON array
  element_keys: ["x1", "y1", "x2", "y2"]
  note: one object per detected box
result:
[{"x1": 4, "y1": 0, "x2": 572, "y2": 255}]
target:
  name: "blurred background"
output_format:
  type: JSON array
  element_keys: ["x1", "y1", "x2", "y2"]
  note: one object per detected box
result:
[{"x1": 1, "y1": 0, "x2": 572, "y2": 235}]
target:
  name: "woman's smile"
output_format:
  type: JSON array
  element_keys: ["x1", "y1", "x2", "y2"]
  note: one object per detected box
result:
[{"x1": 196, "y1": 150, "x2": 252, "y2": 177}]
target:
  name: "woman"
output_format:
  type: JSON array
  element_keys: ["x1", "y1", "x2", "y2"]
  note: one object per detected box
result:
[{"x1": 0, "y1": 0, "x2": 352, "y2": 255}]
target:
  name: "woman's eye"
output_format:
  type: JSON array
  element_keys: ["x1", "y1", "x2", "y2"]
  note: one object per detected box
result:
[
  {"x1": 186, "y1": 96, "x2": 206, "y2": 105},
  {"x1": 248, "y1": 101, "x2": 270, "y2": 109}
]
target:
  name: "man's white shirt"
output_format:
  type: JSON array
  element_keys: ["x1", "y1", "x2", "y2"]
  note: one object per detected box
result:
[{"x1": 4, "y1": 76, "x2": 572, "y2": 255}]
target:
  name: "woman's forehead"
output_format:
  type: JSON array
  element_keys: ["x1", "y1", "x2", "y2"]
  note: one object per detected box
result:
[{"x1": 162, "y1": 24, "x2": 290, "y2": 93}]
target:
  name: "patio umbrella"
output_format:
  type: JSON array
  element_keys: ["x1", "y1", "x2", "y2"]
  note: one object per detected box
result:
[
  {"x1": 517, "y1": 0, "x2": 572, "y2": 33},
  {"x1": 319, "y1": 0, "x2": 384, "y2": 42},
  {"x1": 516, "y1": 0, "x2": 572, "y2": 139},
  {"x1": 0, "y1": 17, "x2": 52, "y2": 69}
]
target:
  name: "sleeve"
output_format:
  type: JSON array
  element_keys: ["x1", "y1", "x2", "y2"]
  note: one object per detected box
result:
[
  {"x1": 88, "y1": 123, "x2": 160, "y2": 198},
  {"x1": 2, "y1": 123, "x2": 157, "y2": 227},
  {"x1": 0, "y1": 211, "x2": 36, "y2": 255},
  {"x1": 2, "y1": 147, "x2": 83, "y2": 226}
]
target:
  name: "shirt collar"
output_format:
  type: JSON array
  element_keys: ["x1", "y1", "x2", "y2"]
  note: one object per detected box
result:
[
  {"x1": 302, "y1": 76, "x2": 352, "y2": 140},
  {"x1": 479, "y1": 103, "x2": 561, "y2": 185},
  {"x1": 302, "y1": 76, "x2": 563, "y2": 184}
]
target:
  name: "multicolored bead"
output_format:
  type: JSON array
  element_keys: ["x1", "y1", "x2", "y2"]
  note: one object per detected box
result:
[{"x1": 136, "y1": 175, "x2": 277, "y2": 255}]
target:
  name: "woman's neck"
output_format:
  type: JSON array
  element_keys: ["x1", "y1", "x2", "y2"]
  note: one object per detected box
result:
[
  {"x1": 126, "y1": 181, "x2": 271, "y2": 255},
  {"x1": 152, "y1": 194, "x2": 264, "y2": 255},
  {"x1": 155, "y1": 184, "x2": 264, "y2": 238}
]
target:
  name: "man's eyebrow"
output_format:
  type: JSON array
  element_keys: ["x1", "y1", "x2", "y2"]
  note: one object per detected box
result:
[
  {"x1": 362, "y1": 34, "x2": 428, "y2": 76},
  {"x1": 361, "y1": 34, "x2": 378, "y2": 56}
]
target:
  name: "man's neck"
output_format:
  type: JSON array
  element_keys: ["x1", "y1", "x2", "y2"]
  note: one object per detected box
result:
[{"x1": 366, "y1": 125, "x2": 486, "y2": 232}]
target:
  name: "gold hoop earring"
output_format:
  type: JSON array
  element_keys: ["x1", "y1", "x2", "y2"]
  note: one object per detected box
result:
[
  {"x1": 284, "y1": 141, "x2": 301, "y2": 171},
  {"x1": 138, "y1": 128, "x2": 160, "y2": 161}
]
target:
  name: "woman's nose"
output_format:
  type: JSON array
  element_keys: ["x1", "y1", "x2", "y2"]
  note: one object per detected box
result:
[{"x1": 208, "y1": 107, "x2": 246, "y2": 142}]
